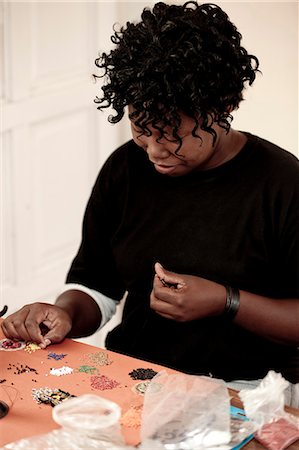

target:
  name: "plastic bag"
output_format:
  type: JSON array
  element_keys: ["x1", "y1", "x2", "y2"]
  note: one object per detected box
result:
[
  {"x1": 2, "y1": 394, "x2": 134, "y2": 450},
  {"x1": 239, "y1": 371, "x2": 299, "y2": 450},
  {"x1": 140, "y1": 370, "x2": 232, "y2": 449},
  {"x1": 228, "y1": 406, "x2": 256, "y2": 450}
]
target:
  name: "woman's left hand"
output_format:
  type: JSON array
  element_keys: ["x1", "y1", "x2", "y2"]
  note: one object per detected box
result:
[{"x1": 150, "y1": 262, "x2": 226, "y2": 322}]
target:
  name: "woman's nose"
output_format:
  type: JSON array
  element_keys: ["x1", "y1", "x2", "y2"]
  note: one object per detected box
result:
[{"x1": 146, "y1": 136, "x2": 170, "y2": 160}]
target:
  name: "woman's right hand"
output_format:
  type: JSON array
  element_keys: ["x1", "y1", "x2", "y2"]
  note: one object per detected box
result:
[{"x1": 1, "y1": 302, "x2": 72, "y2": 348}]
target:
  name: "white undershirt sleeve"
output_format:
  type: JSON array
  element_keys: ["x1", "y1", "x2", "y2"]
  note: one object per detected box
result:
[{"x1": 58, "y1": 283, "x2": 120, "y2": 329}]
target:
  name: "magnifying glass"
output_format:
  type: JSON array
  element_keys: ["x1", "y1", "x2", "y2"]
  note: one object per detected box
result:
[{"x1": 0, "y1": 400, "x2": 9, "y2": 418}]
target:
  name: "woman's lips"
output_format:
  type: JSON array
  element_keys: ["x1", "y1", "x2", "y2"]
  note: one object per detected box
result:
[{"x1": 153, "y1": 163, "x2": 178, "y2": 174}]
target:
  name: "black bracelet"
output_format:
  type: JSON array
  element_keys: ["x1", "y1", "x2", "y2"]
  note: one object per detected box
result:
[{"x1": 224, "y1": 286, "x2": 240, "y2": 320}]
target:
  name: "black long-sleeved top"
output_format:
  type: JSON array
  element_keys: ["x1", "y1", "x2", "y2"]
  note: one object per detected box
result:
[{"x1": 67, "y1": 132, "x2": 299, "y2": 382}]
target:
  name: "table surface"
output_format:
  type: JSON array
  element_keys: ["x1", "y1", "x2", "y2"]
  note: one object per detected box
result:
[{"x1": 0, "y1": 330, "x2": 298, "y2": 449}]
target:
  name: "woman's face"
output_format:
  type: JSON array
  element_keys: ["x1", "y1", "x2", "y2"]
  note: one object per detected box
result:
[{"x1": 129, "y1": 108, "x2": 229, "y2": 177}]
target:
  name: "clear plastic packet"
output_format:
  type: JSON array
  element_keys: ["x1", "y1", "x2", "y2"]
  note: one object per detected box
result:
[
  {"x1": 255, "y1": 417, "x2": 299, "y2": 450},
  {"x1": 2, "y1": 394, "x2": 134, "y2": 450},
  {"x1": 239, "y1": 371, "x2": 299, "y2": 450},
  {"x1": 229, "y1": 406, "x2": 256, "y2": 450},
  {"x1": 140, "y1": 370, "x2": 232, "y2": 449}
]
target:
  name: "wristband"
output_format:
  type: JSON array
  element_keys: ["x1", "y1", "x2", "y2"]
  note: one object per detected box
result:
[{"x1": 224, "y1": 286, "x2": 240, "y2": 320}]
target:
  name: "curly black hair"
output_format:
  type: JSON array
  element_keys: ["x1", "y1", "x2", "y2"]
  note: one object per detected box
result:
[{"x1": 94, "y1": 1, "x2": 259, "y2": 148}]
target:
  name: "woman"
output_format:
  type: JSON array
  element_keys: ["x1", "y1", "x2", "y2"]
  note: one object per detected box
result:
[{"x1": 2, "y1": 1, "x2": 299, "y2": 405}]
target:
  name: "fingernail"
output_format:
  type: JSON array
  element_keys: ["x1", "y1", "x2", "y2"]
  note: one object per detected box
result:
[{"x1": 44, "y1": 338, "x2": 51, "y2": 347}]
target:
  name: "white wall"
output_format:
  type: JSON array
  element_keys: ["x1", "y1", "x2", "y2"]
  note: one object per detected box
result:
[
  {"x1": 1, "y1": 1, "x2": 298, "y2": 347},
  {"x1": 218, "y1": 2, "x2": 298, "y2": 156}
]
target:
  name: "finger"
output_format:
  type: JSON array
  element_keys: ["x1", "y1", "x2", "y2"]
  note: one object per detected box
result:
[
  {"x1": 154, "y1": 262, "x2": 185, "y2": 288},
  {"x1": 152, "y1": 280, "x2": 183, "y2": 305},
  {"x1": 151, "y1": 299, "x2": 174, "y2": 316},
  {"x1": 1, "y1": 320, "x2": 26, "y2": 340},
  {"x1": 41, "y1": 312, "x2": 72, "y2": 345},
  {"x1": 23, "y1": 309, "x2": 47, "y2": 345},
  {"x1": 2, "y1": 309, "x2": 35, "y2": 342},
  {"x1": 153, "y1": 274, "x2": 169, "y2": 289},
  {"x1": 42, "y1": 323, "x2": 70, "y2": 345},
  {"x1": 5, "y1": 322, "x2": 32, "y2": 342},
  {"x1": 150, "y1": 291, "x2": 177, "y2": 313},
  {"x1": 154, "y1": 262, "x2": 167, "y2": 279},
  {"x1": 151, "y1": 297, "x2": 178, "y2": 320},
  {"x1": 25, "y1": 303, "x2": 72, "y2": 346},
  {"x1": 152, "y1": 282, "x2": 170, "y2": 303},
  {"x1": 155, "y1": 311, "x2": 177, "y2": 320},
  {"x1": 153, "y1": 272, "x2": 178, "y2": 290},
  {"x1": 39, "y1": 338, "x2": 51, "y2": 349},
  {"x1": 151, "y1": 292, "x2": 185, "y2": 322}
]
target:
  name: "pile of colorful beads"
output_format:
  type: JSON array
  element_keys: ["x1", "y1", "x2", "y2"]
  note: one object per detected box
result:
[
  {"x1": 120, "y1": 405, "x2": 143, "y2": 428},
  {"x1": 129, "y1": 368, "x2": 158, "y2": 380},
  {"x1": 76, "y1": 365, "x2": 98, "y2": 375},
  {"x1": 0, "y1": 339, "x2": 25, "y2": 351},
  {"x1": 87, "y1": 351, "x2": 112, "y2": 366},
  {"x1": 90, "y1": 374, "x2": 119, "y2": 390},
  {"x1": 24, "y1": 342, "x2": 41, "y2": 353},
  {"x1": 47, "y1": 352, "x2": 67, "y2": 361},
  {"x1": 32, "y1": 387, "x2": 75, "y2": 406},
  {"x1": 7, "y1": 363, "x2": 38, "y2": 375},
  {"x1": 49, "y1": 366, "x2": 73, "y2": 376}
]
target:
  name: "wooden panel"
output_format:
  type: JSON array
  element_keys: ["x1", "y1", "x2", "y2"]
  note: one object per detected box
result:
[
  {"x1": 4, "y1": 2, "x2": 31, "y2": 100},
  {"x1": 31, "y1": 110, "x2": 96, "y2": 272},
  {"x1": 0, "y1": 132, "x2": 14, "y2": 289},
  {"x1": 30, "y1": 2, "x2": 95, "y2": 92},
  {"x1": 0, "y1": 2, "x2": 4, "y2": 100}
]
